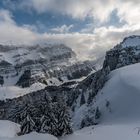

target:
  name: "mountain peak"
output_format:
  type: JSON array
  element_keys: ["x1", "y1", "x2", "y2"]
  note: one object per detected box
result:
[{"x1": 121, "y1": 35, "x2": 140, "y2": 48}]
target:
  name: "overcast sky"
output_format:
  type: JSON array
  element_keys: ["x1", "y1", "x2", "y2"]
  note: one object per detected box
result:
[{"x1": 0, "y1": 0, "x2": 140, "y2": 60}]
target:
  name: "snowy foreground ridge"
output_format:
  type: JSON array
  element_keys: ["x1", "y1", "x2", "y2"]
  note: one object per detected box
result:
[
  {"x1": 1, "y1": 120, "x2": 140, "y2": 140},
  {"x1": 61, "y1": 124, "x2": 140, "y2": 140}
]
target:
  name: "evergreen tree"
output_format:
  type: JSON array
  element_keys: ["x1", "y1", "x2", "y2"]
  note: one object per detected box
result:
[
  {"x1": 0, "y1": 75, "x2": 4, "y2": 86},
  {"x1": 7, "y1": 91, "x2": 72, "y2": 136},
  {"x1": 87, "y1": 89, "x2": 96, "y2": 105},
  {"x1": 80, "y1": 93, "x2": 86, "y2": 106},
  {"x1": 95, "y1": 107, "x2": 101, "y2": 120},
  {"x1": 8, "y1": 103, "x2": 37, "y2": 135},
  {"x1": 80, "y1": 107, "x2": 101, "y2": 128},
  {"x1": 19, "y1": 114, "x2": 35, "y2": 135},
  {"x1": 18, "y1": 103, "x2": 37, "y2": 135},
  {"x1": 39, "y1": 101, "x2": 57, "y2": 134},
  {"x1": 53, "y1": 94, "x2": 73, "y2": 136}
]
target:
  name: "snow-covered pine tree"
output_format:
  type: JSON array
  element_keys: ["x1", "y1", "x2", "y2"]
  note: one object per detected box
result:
[
  {"x1": 53, "y1": 94, "x2": 73, "y2": 136},
  {"x1": 19, "y1": 114, "x2": 35, "y2": 135},
  {"x1": 80, "y1": 93, "x2": 86, "y2": 106},
  {"x1": 80, "y1": 106, "x2": 101, "y2": 128},
  {"x1": 87, "y1": 89, "x2": 96, "y2": 105},
  {"x1": 6, "y1": 90, "x2": 72, "y2": 136},
  {"x1": 18, "y1": 103, "x2": 36, "y2": 135},
  {"x1": 95, "y1": 107, "x2": 101, "y2": 120},
  {"x1": 38, "y1": 91, "x2": 59, "y2": 136},
  {"x1": 8, "y1": 102, "x2": 37, "y2": 135},
  {"x1": 7, "y1": 102, "x2": 26, "y2": 124},
  {"x1": 0, "y1": 75, "x2": 4, "y2": 86}
]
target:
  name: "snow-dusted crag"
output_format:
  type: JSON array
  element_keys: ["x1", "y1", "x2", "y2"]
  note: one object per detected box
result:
[
  {"x1": 70, "y1": 35, "x2": 140, "y2": 128},
  {"x1": 104, "y1": 35, "x2": 140, "y2": 70},
  {"x1": 0, "y1": 43, "x2": 96, "y2": 87}
]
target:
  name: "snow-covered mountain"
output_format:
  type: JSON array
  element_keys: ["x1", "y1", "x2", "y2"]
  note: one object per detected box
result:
[
  {"x1": 104, "y1": 35, "x2": 140, "y2": 70},
  {"x1": 1, "y1": 35, "x2": 140, "y2": 139},
  {"x1": 70, "y1": 35, "x2": 140, "y2": 129},
  {"x1": 0, "y1": 44, "x2": 76, "y2": 67},
  {"x1": 0, "y1": 44, "x2": 96, "y2": 99},
  {"x1": 0, "y1": 43, "x2": 96, "y2": 83}
]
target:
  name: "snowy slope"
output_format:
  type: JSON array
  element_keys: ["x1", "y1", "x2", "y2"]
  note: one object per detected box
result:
[
  {"x1": 12, "y1": 132, "x2": 58, "y2": 140},
  {"x1": 61, "y1": 124, "x2": 140, "y2": 140},
  {"x1": 0, "y1": 120, "x2": 20, "y2": 138},
  {"x1": 0, "y1": 82, "x2": 46, "y2": 100},
  {"x1": 0, "y1": 44, "x2": 76, "y2": 66},
  {"x1": 0, "y1": 120, "x2": 58, "y2": 140},
  {"x1": 1, "y1": 120, "x2": 140, "y2": 140},
  {"x1": 95, "y1": 63, "x2": 140, "y2": 124}
]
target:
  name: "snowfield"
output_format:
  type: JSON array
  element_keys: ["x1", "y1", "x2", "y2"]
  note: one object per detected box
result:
[
  {"x1": 0, "y1": 82, "x2": 46, "y2": 100},
  {"x1": 96, "y1": 63, "x2": 140, "y2": 124},
  {"x1": 0, "y1": 120, "x2": 58, "y2": 140},
  {"x1": 10, "y1": 132, "x2": 58, "y2": 140},
  {"x1": 0, "y1": 120, "x2": 20, "y2": 138},
  {"x1": 1, "y1": 121, "x2": 140, "y2": 140},
  {"x1": 61, "y1": 124, "x2": 140, "y2": 140}
]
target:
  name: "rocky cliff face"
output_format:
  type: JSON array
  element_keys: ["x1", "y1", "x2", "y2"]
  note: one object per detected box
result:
[
  {"x1": 0, "y1": 44, "x2": 96, "y2": 87},
  {"x1": 103, "y1": 35, "x2": 140, "y2": 71},
  {"x1": 0, "y1": 44, "x2": 76, "y2": 76}
]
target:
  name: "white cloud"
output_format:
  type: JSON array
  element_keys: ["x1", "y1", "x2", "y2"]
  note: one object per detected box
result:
[
  {"x1": 0, "y1": 9, "x2": 39, "y2": 45},
  {"x1": 21, "y1": 0, "x2": 140, "y2": 26},
  {"x1": 93, "y1": 24, "x2": 140, "y2": 53},
  {"x1": 0, "y1": 8, "x2": 140, "y2": 62},
  {"x1": 24, "y1": 0, "x2": 111, "y2": 21},
  {"x1": 0, "y1": 9, "x2": 14, "y2": 24},
  {"x1": 41, "y1": 33, "x2": 96, "y2": 60},
  {"x1": 50, "y1": 24, "x2": 73, "y2": 33},
  {"x1": 116, "y1": 1, "x2": 140, "y2": 25},
  {"x1": 38, "y1": 24, "x2": 140, "y2": 61}
]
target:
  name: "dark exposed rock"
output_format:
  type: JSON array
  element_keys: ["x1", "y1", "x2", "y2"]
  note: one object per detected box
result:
[
  {"x1": 80, "y1": 107, "x2": 101, "y2": 128},
  {"x1": 103, "y1": 36, "x2": 140, "y2": 71},
  {"x1": 0, "y1": 75, "x2": 4, "y2": 86},
  {"x1": 0, "y1": 60, "x2": 12, "y2": 67},
  {"x1": 16, "y1": 70, "x2": 32, "y2": 88},
  {"x1": 103, "y1": 48, "x2": 119, "y2": 70}
]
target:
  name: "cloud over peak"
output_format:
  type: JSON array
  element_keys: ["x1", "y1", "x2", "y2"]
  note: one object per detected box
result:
[{"x1": 0, "y1": 0, "x2": 140, "y2": 61}]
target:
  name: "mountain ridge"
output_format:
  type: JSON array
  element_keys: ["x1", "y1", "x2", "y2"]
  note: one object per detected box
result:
[{"x1": 1, "y1": 35, "x2": 140, "y2": 136}]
